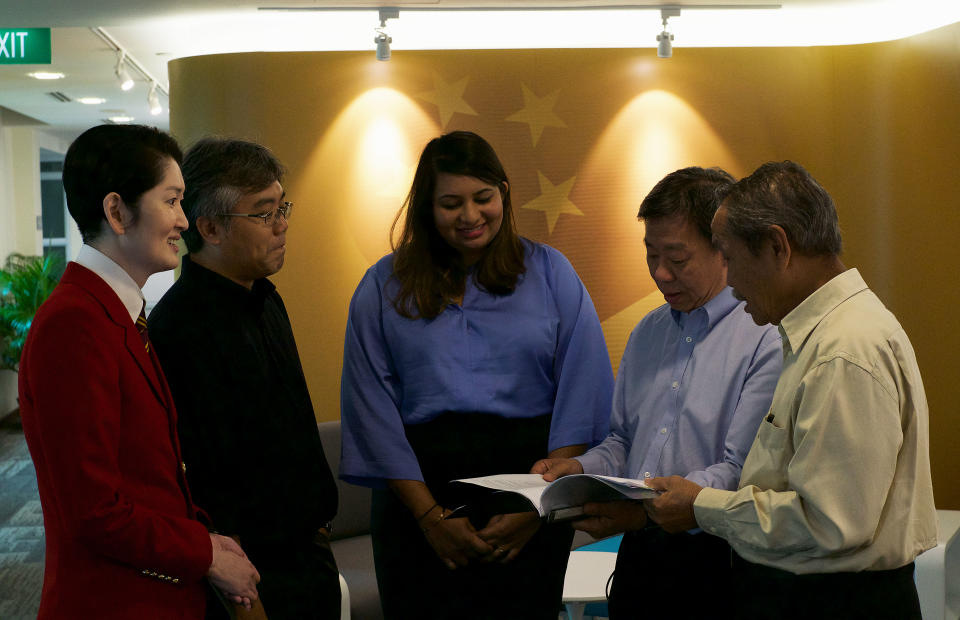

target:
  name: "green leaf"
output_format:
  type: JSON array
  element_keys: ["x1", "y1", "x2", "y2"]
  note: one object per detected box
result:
[{"x1": 0, "y1": 252, "x2": 64, "y2": 372}]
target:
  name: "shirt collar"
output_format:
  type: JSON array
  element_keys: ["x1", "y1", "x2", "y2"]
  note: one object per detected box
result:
[
  {"x1": 778, "y1": 268, "x2": 868, "y2": 354},
  {"x1": 75, "y1": 244, "x2": 145, "y2": 323},
  {"x1": 670, "y1": 286, "x2": 740, "y2": 331},
  {"x1": 181, "y1": 254, "x2": 276, "y2": 306}
]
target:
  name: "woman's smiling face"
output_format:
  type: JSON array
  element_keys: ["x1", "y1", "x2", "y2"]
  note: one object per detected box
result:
[{"x1": 432, "y1": 173, "x2": 505, "y2": 266}]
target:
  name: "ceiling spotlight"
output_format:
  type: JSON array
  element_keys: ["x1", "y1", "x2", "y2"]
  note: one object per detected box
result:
[
  {"x1": 657, "y1": 8, "x2": 680, "y2": 59},
  {"x1": 375, "y1": 32, "x2": 392, "y2": 61},
  {"x1": 115, "y1": 52, "x2": 134, "y2": 91},
  {"x1": 108, "y1": 115, "x2": 134, "y2": 124},
  {"x1": 148, "y1": 83, "x2": 162, "y2": 115},
  {"x1": 657, "y1": 31, "x2": 673, "y2": 58},
  {"x1": 374, "y1": 7, "x2": 399, "y2": 61},
  {"x1": 78, "y1": 97, "x2": 107, "y2": 105}
]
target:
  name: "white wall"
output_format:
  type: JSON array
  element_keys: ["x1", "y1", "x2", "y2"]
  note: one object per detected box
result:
[
  {"x1": 0, "y1": 118, "x2": 21, "y2": 416},
  {"x1": 9, "y1": 127, "x2": 43, "y2": 257},
  {"x1": 0, "y1": 122, "x2": 70, "y2": 417},
  {"x1": 0, "y1": 120, "x2": 17, "y2": 264}
]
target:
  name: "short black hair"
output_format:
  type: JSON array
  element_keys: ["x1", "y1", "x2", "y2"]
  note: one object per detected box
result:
[
  {"x1": 637, "y1": 167, "x2": 735, "y2": 242},
  {"x1": 179, "y1": 137, "x2": 284, "y2": 253},
  {"x1": 63, "y1": 124, "x2": 182, "y2": 241}
]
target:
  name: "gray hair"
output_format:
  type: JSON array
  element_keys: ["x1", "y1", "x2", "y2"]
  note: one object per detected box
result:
[
  {"x1": 722, "y1": 161, "x2": 842, "y2": 256},
  {"x1": 180, "y1": 137, "x2": 284, "y2": 252}
]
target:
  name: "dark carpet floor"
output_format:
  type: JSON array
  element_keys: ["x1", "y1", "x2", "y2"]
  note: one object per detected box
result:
[{"x1": 0, "y1": 413, "x2": 44, "y2": 619}]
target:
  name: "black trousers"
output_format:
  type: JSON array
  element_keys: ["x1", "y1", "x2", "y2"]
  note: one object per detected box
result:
[
  {"x1": 206, "y1": 533, "x2": 341, "y2": 620},
  {"x1": 253, "y1": 533, "x2": 341, "y2": 620},
  {"x1": 608, "y1": 526, "x2": 733, "y2": 620},
  {"x1": 731, "y1": 554, "x2": 921, "y2": 620},
  {"x1": 371, "y1": 412, "x2": 573, "y2": 620}
]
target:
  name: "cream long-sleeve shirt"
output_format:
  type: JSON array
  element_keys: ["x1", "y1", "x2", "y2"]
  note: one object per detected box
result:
[{"x1": 694, "y1": 268, "x2": 937, "y2": 574}]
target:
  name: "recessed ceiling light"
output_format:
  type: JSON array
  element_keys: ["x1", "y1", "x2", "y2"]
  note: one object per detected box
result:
[
  {"x1": 108, "y1": 115, "x2": 134, "y2": 123},
  {"x1": 77, "y1": 97, "x2": 107, "y2": 105},
  {"x1": 28, "y1": 72, "x2": 65, "y2": 80}
]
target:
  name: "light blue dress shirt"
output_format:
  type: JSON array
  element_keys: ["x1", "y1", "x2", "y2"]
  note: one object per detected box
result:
[
  {"x1": 340, "y1": 240, "x2": 614, "y2": 487},
  {"x1": 576, "y1": 287, "x2": 781, "y2": 491}
]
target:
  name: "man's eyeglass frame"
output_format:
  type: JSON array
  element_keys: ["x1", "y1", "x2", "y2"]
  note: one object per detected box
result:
[{"x1": 222, "y1": 201, "x2": 293, "y2": 226}]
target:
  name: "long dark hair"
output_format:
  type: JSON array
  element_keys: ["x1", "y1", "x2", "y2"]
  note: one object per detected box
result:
[{"x1": 390, "y1": 131, "x2": 525, "y2": 319}]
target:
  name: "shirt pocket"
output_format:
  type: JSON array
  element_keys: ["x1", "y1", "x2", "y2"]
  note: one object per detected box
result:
[{"x1": 745, "y1": 411, "x2": 792, "y2": 491}]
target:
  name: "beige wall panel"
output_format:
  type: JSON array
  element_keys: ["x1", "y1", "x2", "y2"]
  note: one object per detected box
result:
[{"x1": 170, "y1": 23, "x2": 960, "y2": 508}]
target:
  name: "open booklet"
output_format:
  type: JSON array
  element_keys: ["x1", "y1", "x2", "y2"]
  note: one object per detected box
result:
[{"x1": 449, "y1": 473, "x2": 658, "y2": 524}]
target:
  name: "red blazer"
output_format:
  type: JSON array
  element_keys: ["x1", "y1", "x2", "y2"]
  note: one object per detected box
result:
[{"x1": 19, "y1": 262, "x2": 212, "y2": 619}]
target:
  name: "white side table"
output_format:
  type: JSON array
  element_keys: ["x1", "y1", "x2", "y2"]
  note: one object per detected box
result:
[
  {"x1": 915, "y1": 509, "x2": 960, "y2": 620},
  {"x1": 562, "y1": 550, "x2": 617, "y2": 620},
  {"x1": 339, "y1": 573, "x2": 351, "y2": 620}
]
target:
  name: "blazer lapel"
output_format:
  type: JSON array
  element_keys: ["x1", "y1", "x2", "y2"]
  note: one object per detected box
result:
[
  {"x1": 62, "y1": 263, "x2": 170, "y2": 410},
  {"x1": 122, "y1": 325, "x2": 170, "y2": 409}
]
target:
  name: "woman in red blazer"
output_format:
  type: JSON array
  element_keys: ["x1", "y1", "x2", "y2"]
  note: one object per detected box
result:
[{"x1": 18, "y1": 124, "x2": 260, "y2": 619}]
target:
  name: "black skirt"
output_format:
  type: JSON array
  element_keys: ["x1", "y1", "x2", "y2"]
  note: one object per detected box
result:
[{"x1": 371, "y1": 412, "x2": 573, "y2": 620}]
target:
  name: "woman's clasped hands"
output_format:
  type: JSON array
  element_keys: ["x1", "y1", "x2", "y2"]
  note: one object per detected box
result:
[
  {"x1": 476, "y1": 512, "x2": 541, "y2": 564},
  {"x1": 420, "y1": 506, "x2": 540, "y2": 570}
]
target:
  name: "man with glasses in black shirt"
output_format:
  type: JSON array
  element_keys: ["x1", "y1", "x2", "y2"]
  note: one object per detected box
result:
[{"x1": 150, "y1": 137, "x2": 340, "y2": 619}]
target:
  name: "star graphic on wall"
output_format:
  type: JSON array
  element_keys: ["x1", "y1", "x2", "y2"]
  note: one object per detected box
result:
[
  {"x1": 505, "y1": 84, "x2": 567, "y2": 147},
  {"x1": 520, "y1": 172, "x2": 583, "y2": 234},
  {"x1": 416, "y1": 72, "x2": 478, "y2": 129}
]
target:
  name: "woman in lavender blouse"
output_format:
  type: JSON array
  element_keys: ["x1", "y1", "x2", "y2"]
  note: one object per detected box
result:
[{"x1": 340, "y1": 131, "x2": 613, "y2": 619}]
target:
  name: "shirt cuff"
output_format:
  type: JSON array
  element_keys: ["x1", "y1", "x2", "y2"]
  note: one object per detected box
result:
[
  {"x1": 572, "y1": 452, "x2": 609, "y2": 476},
  {"x1": 692, "y1": 486, "x2": 734, "y2": 537}
]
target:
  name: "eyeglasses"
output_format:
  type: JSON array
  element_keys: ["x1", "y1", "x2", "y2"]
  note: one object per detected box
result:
[{"x1": 222, "y1": 201, "x2": 293, "y2": 226}]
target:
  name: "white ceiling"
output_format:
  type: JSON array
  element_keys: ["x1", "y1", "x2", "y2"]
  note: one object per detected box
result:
[{"x1": 1, "y1": 0, "x2": 958, "y2": 141}]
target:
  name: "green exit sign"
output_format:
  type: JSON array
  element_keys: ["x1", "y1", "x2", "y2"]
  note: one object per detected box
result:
[{"x1": 0, "y1": 28, "x2": 52, "y2": 64}]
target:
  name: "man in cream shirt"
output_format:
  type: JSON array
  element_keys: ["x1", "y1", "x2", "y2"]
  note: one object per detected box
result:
[{"x1": 644, "y1": 160, "x2": 937, "y2": 619}]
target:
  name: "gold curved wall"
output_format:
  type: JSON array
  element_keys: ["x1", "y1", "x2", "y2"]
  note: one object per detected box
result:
[{"x1": 170, "y1": 23, "x2": 960, "y2": 508}]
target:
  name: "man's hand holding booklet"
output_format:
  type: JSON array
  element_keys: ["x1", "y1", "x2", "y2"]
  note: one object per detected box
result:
[{"x1": 449, "y1": 473, "x2": 659, "y2": 523}]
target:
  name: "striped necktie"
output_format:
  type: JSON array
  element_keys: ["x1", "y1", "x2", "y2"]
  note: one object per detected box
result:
[{"x1": 135, "y1": 306, "x2": 150, "y2": 353}]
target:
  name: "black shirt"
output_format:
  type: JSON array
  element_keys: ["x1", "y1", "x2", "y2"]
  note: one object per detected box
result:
[{"x1": 149, "y1": 255, "x2": 337, "y2": 554}]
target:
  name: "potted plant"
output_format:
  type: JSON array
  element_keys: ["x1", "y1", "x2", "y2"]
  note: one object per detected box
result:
[{"x1": 0, "y1": 252, "x2": 65, "y2": 423}]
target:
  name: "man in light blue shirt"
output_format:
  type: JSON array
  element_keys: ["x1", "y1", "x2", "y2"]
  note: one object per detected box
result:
[{"x1": 533, "y1": 166, "x2": 781, "y2": 619}]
